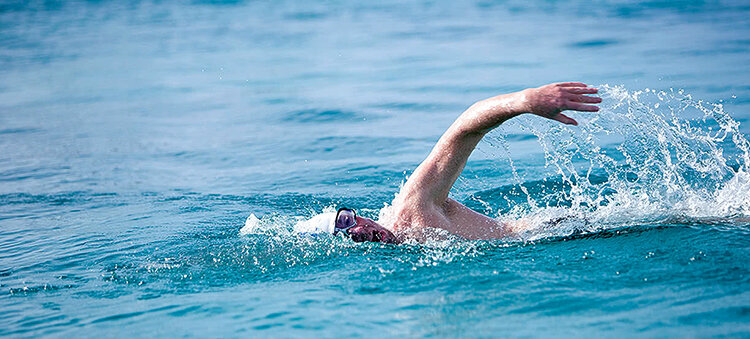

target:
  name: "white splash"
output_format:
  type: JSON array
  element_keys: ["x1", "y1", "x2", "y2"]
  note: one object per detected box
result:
[
  {"x1": 493, "y1": 85, "x2": 750, "y2": 240},
  {"x1": 239, "y1": 213, "x2": 261, "y2": 235}
]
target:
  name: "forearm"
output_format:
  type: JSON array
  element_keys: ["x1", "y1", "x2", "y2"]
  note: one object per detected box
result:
[{"x1": 450, "y1": 89, "x2": 530, "y2": 137}]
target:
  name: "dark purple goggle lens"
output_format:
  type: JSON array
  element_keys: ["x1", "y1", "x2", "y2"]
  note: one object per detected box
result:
[{"x1": 335, "y1": 208, "x2": 357, "y2": 234}]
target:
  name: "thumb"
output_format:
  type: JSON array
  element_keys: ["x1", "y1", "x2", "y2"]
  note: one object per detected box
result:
[{"x1": 553, "y1": 113, "x2": 578, "y2": 126}]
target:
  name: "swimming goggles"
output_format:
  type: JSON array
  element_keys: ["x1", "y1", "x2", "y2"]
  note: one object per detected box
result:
[{"x1": 334, "y1": 208, "x2": 357, "y2": 236}]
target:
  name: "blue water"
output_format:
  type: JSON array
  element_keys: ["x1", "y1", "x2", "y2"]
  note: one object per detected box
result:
[{"x1": 2, "y1": 0, "x2": 750, "y2": 337}]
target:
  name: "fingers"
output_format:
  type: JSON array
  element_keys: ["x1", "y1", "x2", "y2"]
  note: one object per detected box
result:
[
  {"x1": 568, "y1": 94, "x2": 602, "y2": 104},
  {"x1": 557, "y1": 82, "x2": 587, "y2": 87},
  {"x1": 566, "y1": 87, "x2": 598, "y2": 94},
  {"x1": 566, "y1": 101, "x2": 600, "y2": 112},
  {"x1": 553, "y1": 113, "x2": 578, "y2": 126}
]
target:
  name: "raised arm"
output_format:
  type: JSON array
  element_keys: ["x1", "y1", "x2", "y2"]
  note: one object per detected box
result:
[{"x1": 399, "y1": 82, "x2": 601, "y2": 206}]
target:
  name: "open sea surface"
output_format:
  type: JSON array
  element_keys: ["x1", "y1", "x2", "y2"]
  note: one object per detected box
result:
[{"x1": 1, "y1": 0, "x2": 750, "y2": 337}]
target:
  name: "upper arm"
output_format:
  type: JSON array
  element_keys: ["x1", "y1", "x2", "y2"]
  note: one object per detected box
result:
[
  {"x1": 399, "y1": 128, "x2": 485, "y2": 207},
  {"x1": 398, "y1": 92, "x2": 528, "y2": 207}
]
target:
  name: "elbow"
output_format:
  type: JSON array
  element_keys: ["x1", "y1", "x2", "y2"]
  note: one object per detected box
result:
[
  {"x1": 455, "y1": 100, "x2": 507, "y2": 136},
  {"x1": 445, "y1": 124, "x2": 484, "y2": 144},
  {"x1": 450, "y1": 117, "x2": 490, "y2": 139}
]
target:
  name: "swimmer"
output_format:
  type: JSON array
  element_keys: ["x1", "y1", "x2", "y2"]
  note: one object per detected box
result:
[{"x1": 294, "y1": 82, "x2": 602, "y2": 243}]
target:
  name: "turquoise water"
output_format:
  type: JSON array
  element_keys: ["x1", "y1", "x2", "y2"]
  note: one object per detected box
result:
[{"x1": 2, "y1": 0, "x2": 750, "y2": 337}]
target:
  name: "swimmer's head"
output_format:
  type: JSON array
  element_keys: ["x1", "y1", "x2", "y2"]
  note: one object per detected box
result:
[
  {"x1": 294, "y1": 208, "x2": 399, "y2": 244},
  {"x1": 336, "y1": 208, "x2": 400, "y2": 244}
]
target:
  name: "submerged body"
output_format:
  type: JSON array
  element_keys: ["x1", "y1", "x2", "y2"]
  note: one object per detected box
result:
[{"x1": 314, "y1": 82, "x2": 601, "y2": 243}]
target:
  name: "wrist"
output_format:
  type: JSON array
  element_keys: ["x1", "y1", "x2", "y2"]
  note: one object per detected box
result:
[
  {"x1": 480, "y1": 89, "x2": 533, "y2": 119},
  {"x1": 516, "y1": 88, "x2": 535, "y2": 115}
]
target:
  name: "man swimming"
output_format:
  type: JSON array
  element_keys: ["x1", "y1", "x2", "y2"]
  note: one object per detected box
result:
[{"x1": 294, "y1": 82, "x2": 602, "y2": 243}]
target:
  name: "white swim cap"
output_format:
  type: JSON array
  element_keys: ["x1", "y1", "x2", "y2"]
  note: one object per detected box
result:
[{"x1": 293, "y1": 212, "x2": 336, "y2": 234}]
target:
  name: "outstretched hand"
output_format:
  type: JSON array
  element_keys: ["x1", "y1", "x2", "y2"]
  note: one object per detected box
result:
[{"x1": 523, "y1": 82, "x2": 601, "y2": 126}]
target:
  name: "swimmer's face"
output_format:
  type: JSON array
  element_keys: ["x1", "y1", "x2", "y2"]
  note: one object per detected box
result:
[{"x1": 347, "y1": 216, "x2": 399, "y2": 244}]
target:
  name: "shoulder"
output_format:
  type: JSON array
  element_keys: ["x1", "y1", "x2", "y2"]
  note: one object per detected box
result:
[{"x1": 382, "y1": 192, "x2": 451, "y2": 233}]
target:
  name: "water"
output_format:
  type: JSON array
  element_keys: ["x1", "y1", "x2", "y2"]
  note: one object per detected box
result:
[{"x1": 1, "y1": 0, "x2": 749, "y2": 337}]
